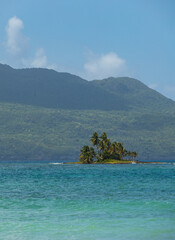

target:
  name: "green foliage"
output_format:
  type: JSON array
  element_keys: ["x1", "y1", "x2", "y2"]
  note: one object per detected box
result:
[
  {"x1": 90, "y1": 132, "x2": 99, "y2": 146},
  {"x1": 79, "y1": 132, "x2": 138, "y2": 163},
  {"x1": 79, "y1": 146, "x2": 95, "y2": 164},
  {"x1": 92, "y1": 77, "x2": 175, "y2": 111},
  {"x1": 0, "y1": 103, "x2": 175, "y2": 161}
]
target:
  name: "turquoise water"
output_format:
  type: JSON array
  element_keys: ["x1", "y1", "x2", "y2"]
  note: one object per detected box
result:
[{"x1": 0, "y1": 163, "x2": 175, "y2": 240}]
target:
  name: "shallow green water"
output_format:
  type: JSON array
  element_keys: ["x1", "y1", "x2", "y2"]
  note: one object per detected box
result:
[{"x1": 0, "y1": 163, "x2": 175, "y2": 240}]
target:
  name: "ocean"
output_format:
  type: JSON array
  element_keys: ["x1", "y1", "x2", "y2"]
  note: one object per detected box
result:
[{"x1": 0, "y1": 162, "x2": 174, "y2": 240}]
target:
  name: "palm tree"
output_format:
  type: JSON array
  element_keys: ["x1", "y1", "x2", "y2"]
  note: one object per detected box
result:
[
  {"x1": 79, "y1": 131, "x2": 138, "y2": 163},
  {"x1": 100, "y1": 132, "x2": 107, "y2": 141},
  {"x1": 79, "y1": 145, "x2": 95, "y2": 164},
  {"x1": 90, "y1": 132, "x2": 99, "y2": 146},
  {"x1": 108, "y1": 141, "x2": 120, "y2": 160},
  {"x1": 96, "y1": 138, "x2": 111, "y2": 162},
  {"x1": 130, "y1": 151, "x2": 138, "y2": 161},
  {"x1": 98, "y1": 140, "x2": 105, "y2": 152},
  {"x1": 110, "y1": 141, "x2": 118, "y2": 154},
  {"x1": 116, "y1": 142, "x2": 127, "y2": 160},
  {"x1": 104, "y1": 138, "x2": 111, "y2": 151}
]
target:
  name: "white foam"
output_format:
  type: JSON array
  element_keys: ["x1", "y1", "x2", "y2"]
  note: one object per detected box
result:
[{"x1": 49, "y1": 162, "x2": 63, "y2": 165}]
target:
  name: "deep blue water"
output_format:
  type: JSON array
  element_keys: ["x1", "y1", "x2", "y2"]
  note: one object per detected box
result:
[{"x1": 0, "y1": 162, "x2": 175, "y2": 240}]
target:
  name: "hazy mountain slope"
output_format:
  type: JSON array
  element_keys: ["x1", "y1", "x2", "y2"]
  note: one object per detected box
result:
[
  {"x1": 0, "y1": 64, "x2": 128, "y2": 110},
  {"x1": 0, "y1": 103, "x2": 175, "y2": 161},
  {"x1": 0, "y1": 64, "x2": 174, "y2": 111},
  {"x1": 91, "y1": 77, "x2": 175, "y2": 111}
]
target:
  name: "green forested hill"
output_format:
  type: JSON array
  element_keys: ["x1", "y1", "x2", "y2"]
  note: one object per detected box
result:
[
  {"x1": 0, "y1": 64, "x2": 175, "y2": 161},
  {"x1": 0, "y1": 103, "x2": 175, "y2": 161},
  {"x1": 91, "y1": 77, "x2": 175, "y2": 111},
  {"x1": 0, "y1": 64, "x2": 174, "y2": 111},
  {"x1": 0, "y1": 64, "x2": 127, "y2": 110}
]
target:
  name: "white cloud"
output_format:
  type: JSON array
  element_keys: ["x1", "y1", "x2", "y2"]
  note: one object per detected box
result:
[
  {"x1": 83, "y1": 52, "x2": 126, "y2": 79},
  {"x1": 3, "y1": 17, "x2": 66, "y2": 71},
  {"x1": 31, "y1": 48, "x2": 47, "y2": 68},
  {"x1": 3, "y1": 17, "x2": 127, "y2": 81},
  {"x1": 4, "y1": 17, "x2": 57, "y2": 70},
  {"x1": 5, "y1": 16, "x2": 29, "y2": 55},
  {"x1": 30, "y1": 49, "x2": 65, "y2": 70}
]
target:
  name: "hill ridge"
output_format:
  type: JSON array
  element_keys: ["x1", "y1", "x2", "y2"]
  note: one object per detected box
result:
[{"x1": 0, "y1": 63, "x2": 174, "y2": 111}]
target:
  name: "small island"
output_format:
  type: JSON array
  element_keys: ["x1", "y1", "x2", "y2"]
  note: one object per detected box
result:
[{"x1": 75, "y1": 132, "x2": 138, "y2": 164}]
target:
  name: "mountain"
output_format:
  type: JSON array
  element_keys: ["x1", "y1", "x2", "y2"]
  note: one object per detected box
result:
[
  {"x1": 0, "y1": 64, "x2": 174, "y2": 111},
  {"x1": 0, "y1": 63, "x2": 175, "y2": 161},
  {"x1": 0, "y1": 64, "x2": 127, "y2": 110},
  {"x1": 91, "y1": 77, "x2": 174, "y2": 111}
]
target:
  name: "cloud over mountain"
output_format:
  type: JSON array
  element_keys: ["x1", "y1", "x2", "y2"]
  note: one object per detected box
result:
[
  {"x1": 84, "y1": 52, "x2": 126, "y2": 79},
  {"x1": 31, "y1": 48, "x2": 48, "y2": 68}
]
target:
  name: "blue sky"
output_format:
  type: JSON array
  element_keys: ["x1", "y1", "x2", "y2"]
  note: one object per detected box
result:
[{"x1": 0, "y1": 0, "x2": 175, "y2": 100}]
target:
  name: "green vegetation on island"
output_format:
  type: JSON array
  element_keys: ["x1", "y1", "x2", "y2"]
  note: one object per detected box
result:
[{"x1": 79, "y1": 132, "x2": 138, "y2": 164}]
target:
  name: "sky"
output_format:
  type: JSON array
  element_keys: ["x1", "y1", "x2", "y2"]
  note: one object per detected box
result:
[{"x1": 0, "y1": 0, "x2": 175, "y2": 100}]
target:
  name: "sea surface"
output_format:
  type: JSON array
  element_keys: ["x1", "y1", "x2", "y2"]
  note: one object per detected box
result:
[{"x1": 0, "y1": 162, "x2": 175, "y2": 240}]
